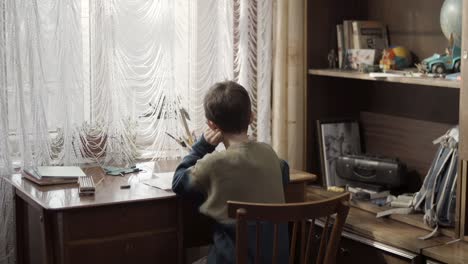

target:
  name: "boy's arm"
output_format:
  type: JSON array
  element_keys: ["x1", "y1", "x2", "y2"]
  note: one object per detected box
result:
[
  {"x1": 172, "y1": 135, "x2": 216, "y2": 196},
  {"x1": 280, "y1": 159, "x2": 290, "y2": 188}
]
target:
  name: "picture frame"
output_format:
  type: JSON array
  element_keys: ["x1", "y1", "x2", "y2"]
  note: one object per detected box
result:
[
  {"x1": 344, "y1": 49, "x2": 376, "y2": 70},
  {"x1": 317, "y1": 119, "x2": 362, "y2": 187}
]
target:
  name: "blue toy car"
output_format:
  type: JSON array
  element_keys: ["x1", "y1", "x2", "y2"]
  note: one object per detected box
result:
[{"x1": 421, "y1": 41, "x2": 461, "y2": 74}]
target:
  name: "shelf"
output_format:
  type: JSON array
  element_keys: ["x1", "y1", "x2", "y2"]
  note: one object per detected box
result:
[
  {"x1": 349, "y1": 199, "x2": 456, "y2": 238},
  {"x1": 306, "y1": 186, "x2": 456, "y2": 238},
  {"x1": 306, "y1": 186, "x2": 453, "y2": 254},
  {"x1": 308, "y1": 69, "x2": 460, "y2": 89}
]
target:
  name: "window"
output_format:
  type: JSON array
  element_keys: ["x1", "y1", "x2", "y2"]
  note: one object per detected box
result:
[{"x1": 2, "y1": 0, "x2": 271, "y2": 165}]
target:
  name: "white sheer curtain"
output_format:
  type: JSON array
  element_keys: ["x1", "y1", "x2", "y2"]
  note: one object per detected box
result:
[
  {"x1": 89, "y1": 0, "x2": 236, "y2": 160},
  {"x1": 0, "y1": 0, "x2": 272, "y2": 262},
  {"x1": 88, "y1": 0, "x2": 272, "y2": 160},
  {"x1": 1, "y1": 1, "x2": 84, "y2": 262}
]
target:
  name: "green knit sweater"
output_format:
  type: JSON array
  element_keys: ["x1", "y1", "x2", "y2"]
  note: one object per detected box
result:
[{"x1": 188, "y1": 141, "x2": 286, "y2": 223}]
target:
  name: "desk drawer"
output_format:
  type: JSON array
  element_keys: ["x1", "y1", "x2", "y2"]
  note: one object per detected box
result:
[
  {"x1": 62, "y1": 199, "x2": 178, "y2": 241},
  {"x1": 337, "y1": 235, "x2": 419, "y2": 264},
  {"x1": 314, "y1": 221, "x2": 421, "y2": 264},
  {"x1": 66, "y1": 231, "x2": 178, "y2": 264}
]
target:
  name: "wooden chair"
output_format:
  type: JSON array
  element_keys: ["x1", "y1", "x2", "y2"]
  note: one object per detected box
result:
[{"x1": 227, "y1": 193, "x2": 350, "y2": 264}]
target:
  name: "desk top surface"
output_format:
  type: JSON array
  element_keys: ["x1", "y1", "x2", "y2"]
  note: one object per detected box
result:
[
  {"x1": 423, "y1": 240, "x2": 468, "y2": 264},
  {"x1": 306, "y1": 187, "x2": 454, "y2": 254},
  {"x1": 4, "y1": 160, "x2": 316, "y2": 210}
]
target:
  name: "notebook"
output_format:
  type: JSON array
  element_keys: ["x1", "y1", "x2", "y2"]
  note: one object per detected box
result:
[
  {"x1": 35, "y1": 166, "x2": 86, "y2": 178},
  {"x1": 22, "y1": 172, "x2": 78, "y2": 186},
  {"x1": 22, "y1": 166, "x2": 85, "y2": 186}
]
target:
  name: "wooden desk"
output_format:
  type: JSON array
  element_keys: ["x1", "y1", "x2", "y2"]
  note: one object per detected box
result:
[
  {"x1": 286, "y1": 169, "x2": 317, "y2": 203},
  {"x1": 5, "y1": 161, "x2": 315, "y2": 264},
  {"x1": 423, "y1": 241, "x2": 468, "y2": 264},
  {"x1": 307, "y1": 187, "x2": 454, "y2": 263},
  {"x1": 8, "y1": 161, "x2": 181, "y2": 264}
]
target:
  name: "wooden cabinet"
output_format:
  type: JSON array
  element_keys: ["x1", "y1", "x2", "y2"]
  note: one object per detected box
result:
[
  {"x1": 60, "y1": 201, "x2": 180, "y2": 264},
  {"x1": 337, "y1": 233, "x2": 420, "y2": 264},
  {"x1": 66, "y1": 232, "x2": 178, "y2": 264},
  {"x1": 306, "y1": 0, "x2": 468, "y2": 240},
  {"x1": 15, "y1": 194, "x2": 182, "y2": 264},
  {"x1": 313, "y1": 219, "x2": 422, "y2": 264}
]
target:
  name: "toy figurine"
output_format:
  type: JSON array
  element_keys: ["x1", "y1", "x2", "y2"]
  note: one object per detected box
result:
[
  {"x1": 328, "y1": 49, "x2": 338, "y2": 69},
  {"x1": 379, "y1": 49, "x2": 395, "y2": 72}
]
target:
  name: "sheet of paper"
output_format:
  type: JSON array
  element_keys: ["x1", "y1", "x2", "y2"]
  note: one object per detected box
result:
[
  {"x1": 369, "y1": 72, "x2": 405, "y2": 78},
  {"x1": 143, "y1": 172, "x2": 175, "y2": 191}
]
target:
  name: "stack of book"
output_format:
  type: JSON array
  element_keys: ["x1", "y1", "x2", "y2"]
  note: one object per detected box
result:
[
  {"x1": 346, "y1": 185, "x2": 390, "y2": 202},
  {"x1": 337, "y1": 20, "x2": 389, "y2": 69},
  {"x1": 22, "y1": 166, "x2": 85, "y2": 186},
  {"x1": 78, "y1": 176, "x2": 96, "y2": 196}
]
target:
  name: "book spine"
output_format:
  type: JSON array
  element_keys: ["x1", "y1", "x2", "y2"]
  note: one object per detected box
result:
[
  {"x1": 343, "y1": 20, "x2": 351, "y2": 52},
  {"x1": 352, "y1": 21, "x2": 361, "y2": 49},
  {"x1": 337, "y1": 24, "x2": 344, "y2": 68},
  {"x1": 383, "y1": 25, "x2": 389, "y2": 49}
]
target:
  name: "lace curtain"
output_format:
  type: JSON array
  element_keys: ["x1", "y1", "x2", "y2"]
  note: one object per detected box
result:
[
  {"x1": 0, "y1": 0, "x2": 272, "y2": 262},
  {"x1": 0, "y1": 1, "x2": 82, "y2": 262},
  {"x1": 90, "y1": 0, "x2": 272, "y2": 160}
]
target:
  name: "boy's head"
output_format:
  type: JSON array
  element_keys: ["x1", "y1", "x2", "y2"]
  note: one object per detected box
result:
[{"x1": 203, "y1": 81, "x2": 252, "y2": 134}]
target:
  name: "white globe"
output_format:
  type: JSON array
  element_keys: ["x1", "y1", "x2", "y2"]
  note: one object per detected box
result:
[{"x1": 440, "y1": 0, "x2": 462, "y2": 46}]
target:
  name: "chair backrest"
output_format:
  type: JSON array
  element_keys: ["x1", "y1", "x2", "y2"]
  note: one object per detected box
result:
[{"x1": 227, "y1": 192, "x2": 350, "y2": 264}]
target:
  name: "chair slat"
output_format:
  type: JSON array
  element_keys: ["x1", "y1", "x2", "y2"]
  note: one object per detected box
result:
[
  {"x1": 300, "y1": 220, "x2": 306, "y2": 264},
  {"x1": 317, "y1": 216, "x2": 330, "y2": 264},
  {"x1": 272, "y1": 223, "x2": 279, "y2": 264},
  {"x1": 255, "y1": 222, "x2": 261, "y2": 264},
  {"x1": 304, "y1": 218, "x2": 315, "y2": 263},
  {"x1": 323, "y1": 202, "x2": 350, "y2": 264},
  {"x1": 288, "y1": 222, "x2": 298, "y2": 264},
  {"x1": 236, "y1": 208, "x2": 248, "y2": 264}
]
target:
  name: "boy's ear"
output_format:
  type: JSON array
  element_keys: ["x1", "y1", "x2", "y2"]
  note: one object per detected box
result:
[
  {"x1": 249, "y1": 111, "x2": 255, "y2": 124},
  {"x1": 207, "y1": 120, "x2": 219, "y2": 130}
]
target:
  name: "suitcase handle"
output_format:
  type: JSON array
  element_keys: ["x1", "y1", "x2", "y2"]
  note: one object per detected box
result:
[{"x1": 353, "y1": 166, "x2": 377, "y2": 179}]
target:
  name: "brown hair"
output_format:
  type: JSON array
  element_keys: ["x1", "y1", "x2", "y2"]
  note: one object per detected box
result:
[{"x1": 203, "y1": 81, "x2": 251, "y2": 133}]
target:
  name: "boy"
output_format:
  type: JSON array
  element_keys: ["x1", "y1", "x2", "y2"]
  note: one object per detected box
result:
[{"x1": 172, "y1": 81, "x2": 289, "y2": 263}]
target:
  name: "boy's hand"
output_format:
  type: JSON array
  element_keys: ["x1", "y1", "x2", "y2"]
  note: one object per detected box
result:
[{"x1": 204, "y1": 128, "x2": 223, "y2": 146}]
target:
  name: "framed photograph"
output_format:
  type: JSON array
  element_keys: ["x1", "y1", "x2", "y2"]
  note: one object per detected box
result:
[
  {"x1": 345, "y1": 49, "x2": 376, "y2": 70},
  {"x1": 317, "y1": 120, "x2": 362, "y2": 187}
]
